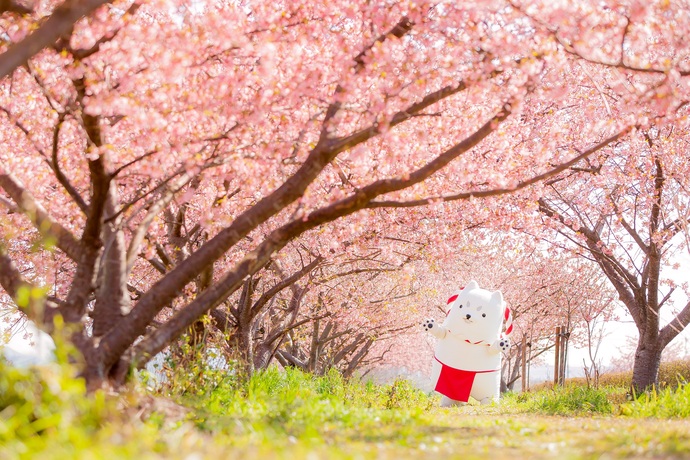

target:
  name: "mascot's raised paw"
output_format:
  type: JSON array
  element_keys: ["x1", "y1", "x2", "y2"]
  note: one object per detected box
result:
[
  {"x1": 422, "y1": 318, "x2": 435, "y2": 331},
  {"x1": 497, "y1": 337, "x2": 511, "y2": 352}
]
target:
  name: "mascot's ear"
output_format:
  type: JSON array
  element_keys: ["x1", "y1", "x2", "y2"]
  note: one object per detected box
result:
[
  {"x1": 464, "y1": 280, "x2": 479, "y2": 291},
  {"x1": 490, "y1": 290, "x2": 503, "y2": 306}
]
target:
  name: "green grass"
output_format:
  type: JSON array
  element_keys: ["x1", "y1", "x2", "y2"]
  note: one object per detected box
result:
[
  {"x1": 619, "y1": 383, "x2": 690, "y2": 418},
  {"x1": 3, "y1": 357, "x2": 690, "y2": 459},
  {"x1": 180, "y1": 367, "x2": 436, "y2": 444},
  {"x1": 502, "y1": 384, "x2": 619, "y2": 415}
]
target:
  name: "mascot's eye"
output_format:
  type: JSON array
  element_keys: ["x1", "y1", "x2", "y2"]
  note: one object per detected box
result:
[
  {"x1": 482, "y1": 313, "x2": 486, "y2": 318},
  {"x1": 458, "y1": 304, "x2": 463, "y2": 309}
]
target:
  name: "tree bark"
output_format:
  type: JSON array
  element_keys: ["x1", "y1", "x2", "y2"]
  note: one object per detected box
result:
[
  {"x1": 253, "y1": 344, "x2": 273, "y2": 370},
  {"x1": 236, "y1": 325, "x2": 254, "y2": 375},
  {"x1": 93, "y1": 183, "x2": 130, "y2": 336},
  {"x1": 631, "y1": 341, "x2": 663, "y2": 394}
]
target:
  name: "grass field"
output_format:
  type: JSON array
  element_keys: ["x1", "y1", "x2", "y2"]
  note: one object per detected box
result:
[{"x1": 2, "y1": 358, "x2": 690, "y2": 459}]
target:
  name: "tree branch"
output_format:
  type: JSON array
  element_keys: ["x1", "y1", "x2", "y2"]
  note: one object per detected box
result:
[
  {"x1": 0, "y1": 245, "x2": 59, "y2": 322},
  {"x1": 537, "y1": 197, "x2": 644, "y2": 328},
  {"x1": 51, "y1": 113, "x2": 89, "y2": 213},
  {"x1": 645, "y1": 157, "x2": 664, "y2": 310},
  {"x1": 59, "y1": 2, "x2": 140, "y2": 60},
  {"x1": 275, "y1": 349, "x2": 307, "y2": 369},
  {"x1": 368, "y1": 128, "x2": 629, "y2": 208},
  {"x1": 122, "y1": 104, "x2": 513, "y2": 371},
  {"x1": 0, "y1": 0, "x2": 114, "y2": 79},
  {"x1": 125, "y1": 172, "x2": 193, "y2": 275},
  {"x1": 510, "y1": 0, "x2": 690, "y2": 76},
  {"x1": 659, "y1": 300, "x2": 690, "y2": 349},
  {"x1": 0, "y1": 0, "x2": 32, "y2": 15},
  {"x1": 331, "y1": 334, "x2": 363, "y2": 364},
  {"x1": 250, "y1": 257, "x2": 322, "y2": 317},
  {"x1": 611, "y1": 197, "x2": 648, "y2": 254},
  {"x1": 0, "y1": 172, "x2": 83, "y2": 261},
  {"x1": 319, "y1": 16, "x2": 415, "y2": 142},
  {"x1": 342, "y1": 338, "x2": 374, "y2": 378}
]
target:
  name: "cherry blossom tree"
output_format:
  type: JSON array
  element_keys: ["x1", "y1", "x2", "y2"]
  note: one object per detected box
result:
[
  {"x1": 480, "y1": 1, "x2": 690, "y2": 392},
  {"x1": 0, "y1": 0, "x2": 688, "y2": 390},
  {"x1": 536, "y1": 128, "x2": 690, "y2": 392}
]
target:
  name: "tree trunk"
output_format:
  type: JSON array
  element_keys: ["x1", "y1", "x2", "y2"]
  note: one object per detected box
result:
[
  {"x1": 631, "y1": 341, "x2": 662, "y2": 394},
  {"x1": 237, "y1": 326, "x2": 254, "y2": 375},
  {"x1": 253, "y1": 344, "x2": 272, "y2": 370}
]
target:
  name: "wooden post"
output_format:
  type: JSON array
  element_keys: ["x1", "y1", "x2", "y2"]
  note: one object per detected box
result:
[
  {"x1": 559, "y1": 326, "x2": 568, "y2": 384},
  {"x1": 554, "y1": 326, "x2": 561, "y2": 385},
  {"x1": 521, "y1": 333, "x2": 527, "y2": 392},
  {"x1": 526, "y1": 333, "x2": 532, "y2": 391}
]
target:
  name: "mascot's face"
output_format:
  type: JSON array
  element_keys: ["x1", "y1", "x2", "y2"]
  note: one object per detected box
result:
[{"x1": 444, "y1": 280, "x2": 505, "y2": 344}]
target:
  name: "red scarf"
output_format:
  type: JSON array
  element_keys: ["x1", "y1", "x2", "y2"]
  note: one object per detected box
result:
[{"x1": 434, "y1": 356, "x2": 498, "y2": 402}]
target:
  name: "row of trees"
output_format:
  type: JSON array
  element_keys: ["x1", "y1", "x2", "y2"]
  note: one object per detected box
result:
[
  {"x1": 0, "y1": 1, "x2": 689, "y2": 393},
  {"x1": 153, "y1": 233, "x2": 618, "y2": 388},
  {"x1": 390, "y1": 236, "x2": 618, "y2": 392}
]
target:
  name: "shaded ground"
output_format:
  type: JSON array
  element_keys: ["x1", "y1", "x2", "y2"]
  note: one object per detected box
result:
[
  {"x1": 156, "y1": 407, "x2": 690, "y2": 459},
  {"x1": 363, "y1": 411, "x2": 690, "y2": 460}
]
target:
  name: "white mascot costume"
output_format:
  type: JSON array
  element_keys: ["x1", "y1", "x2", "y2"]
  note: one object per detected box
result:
[{"x1": 423, "y1": 281, "x2": 512, "y2": 406}]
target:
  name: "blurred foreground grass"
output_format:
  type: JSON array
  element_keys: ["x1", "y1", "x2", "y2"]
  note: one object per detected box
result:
[{"x1": 2, "y1": 357, "x2": 690, "y2": 459}]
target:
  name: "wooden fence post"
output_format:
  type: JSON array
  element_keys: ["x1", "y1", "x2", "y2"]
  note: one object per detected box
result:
[
  {"x1": 559, "y1": 325, "x2": 567, "y2": 384},
  {"x1": 553, "y1": 325, "x2": 570, "y2": 386},
  {"x1": 554, "y1": 326, "x2": 561, "y2": 385},
  {"x1": 521, "y1": 333, "x2": 527, "y2": 392}
]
